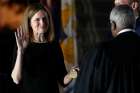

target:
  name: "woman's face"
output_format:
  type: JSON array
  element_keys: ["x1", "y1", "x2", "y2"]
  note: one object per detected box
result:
[{"x1": 30, "y1": 10, "x2": 49, "y2": 34}]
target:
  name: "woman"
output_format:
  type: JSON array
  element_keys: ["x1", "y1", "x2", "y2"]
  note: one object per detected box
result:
[{"x1": 11, "y1": 3, "x2": 77, "y2": 93}]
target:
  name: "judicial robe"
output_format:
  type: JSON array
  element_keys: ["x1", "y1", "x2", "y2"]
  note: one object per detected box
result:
[{"x1": 74, "y1": 31, "x2": 140, "y2": 93}]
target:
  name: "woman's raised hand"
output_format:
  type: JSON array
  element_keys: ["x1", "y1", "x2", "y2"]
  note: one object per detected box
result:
[{"x1": 15, "y1": 26, "x2": 29, "y2": 51}]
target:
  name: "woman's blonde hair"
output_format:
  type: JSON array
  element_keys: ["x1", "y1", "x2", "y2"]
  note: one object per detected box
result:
[{"x1": 22, "y1": 3, "x2": 55, "y2": 42}]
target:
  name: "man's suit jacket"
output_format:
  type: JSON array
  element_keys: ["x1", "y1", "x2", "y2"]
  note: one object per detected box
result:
[{"x1": 74, "y1": 31, "x2": 140, "y2": 93}]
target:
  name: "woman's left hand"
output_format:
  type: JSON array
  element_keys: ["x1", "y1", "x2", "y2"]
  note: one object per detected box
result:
[
  {"x1": 64, "y1": 66, "x2": 80, "y2": 85},
  {"x1": 69, "y1": 66, "x2": 80, "y2": 79}
]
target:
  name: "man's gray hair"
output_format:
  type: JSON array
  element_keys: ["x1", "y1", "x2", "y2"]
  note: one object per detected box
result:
[{"x1": 110, "y1": 5, "x2": 136, "y2": 30}]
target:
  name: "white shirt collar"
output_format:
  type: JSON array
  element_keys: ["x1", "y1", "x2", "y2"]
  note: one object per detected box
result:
[
  {"x1": 136, "y1": 16, "x2": 139, "y2": 20},
  {"x1": 117, "y1": 28, "x2": 135, "y2": 35}
]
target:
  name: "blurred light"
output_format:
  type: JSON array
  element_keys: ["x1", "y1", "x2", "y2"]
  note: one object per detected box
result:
[{"x1": 0, "y1": 0, "x2": 26, "y2": 30}]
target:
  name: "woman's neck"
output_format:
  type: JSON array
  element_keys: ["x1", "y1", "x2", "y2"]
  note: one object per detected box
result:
[{"x1": 32, "y1": 33, "x2": 47, "y2": 43}]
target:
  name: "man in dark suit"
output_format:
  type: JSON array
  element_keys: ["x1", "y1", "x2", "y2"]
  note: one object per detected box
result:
[
  {"x1": 74, "y1": 5, "x2": 140, "y2": 93},
  {"x1": 114, "y1": 0, "x2": 140, "y2": 36}
]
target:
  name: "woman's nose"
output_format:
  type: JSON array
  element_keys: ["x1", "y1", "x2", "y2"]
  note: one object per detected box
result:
[{"x1": 40, "y1": 19, "x2": 45, "y2": 26}]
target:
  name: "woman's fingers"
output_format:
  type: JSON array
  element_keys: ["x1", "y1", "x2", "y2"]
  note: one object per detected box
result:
[
  {"x1": 15, "y1": 26, "x2": 24, "y2": 47},
  {"x1": 72, "y1": 66, "x2": 80, "y2": 72},
  {"x1": 15, "y1": 28, "x2": 21, "y2": 42},
  {"x1": 75, "y1": 67, "x2": 80, "y2": 72},
  {"x1": 69, "y1": 68, "x2": 78, "y2": 79},
  {"x1": 68, "y1": 66, "x2": 80, "y2": 79},
  {"x1": 19, "y1": 26, "x2": 23, "y2": 39},
  {"x1": 19, "y1": 26, "x2": 24, "y2": 40},
  {"x1": 16, "y1": 27, "x2": 19, "y2": 38},
  {"x1": 16, "y1": 26, "x2": 24, "y2": 40}
]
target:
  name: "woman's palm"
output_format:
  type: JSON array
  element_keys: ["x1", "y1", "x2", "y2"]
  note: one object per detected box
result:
[{"x1": 15, "y1": 26, "x2": 29, "y2": 50}]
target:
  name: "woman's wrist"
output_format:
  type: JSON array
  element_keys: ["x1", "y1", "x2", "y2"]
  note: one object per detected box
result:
[{"x1": 17, "y1": 48, "x2": 25, "y2": 55}]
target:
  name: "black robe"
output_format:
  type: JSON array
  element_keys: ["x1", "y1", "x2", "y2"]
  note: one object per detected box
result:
[{"x1": 74, "y1": 31, "x2": 140, "y2": 93}]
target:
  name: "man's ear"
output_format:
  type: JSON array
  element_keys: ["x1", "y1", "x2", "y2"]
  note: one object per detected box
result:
[
  {"x1": 111, "y1": 21, "x2": 117, "y2": 37},
  {"x1": 131, "y1": 2, "x2": 139, "y2": 10},
  {"x1": 111, "y1": 21, "x2": 116, "y2": 31}
]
